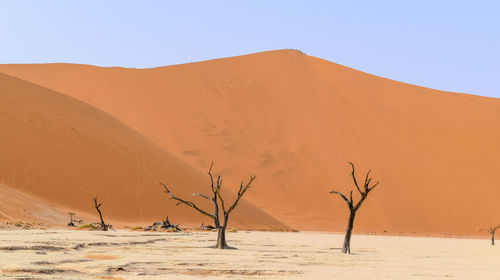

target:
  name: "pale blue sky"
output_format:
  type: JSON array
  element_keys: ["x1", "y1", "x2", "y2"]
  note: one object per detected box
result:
[{"x1": 1, "y1": 1, "x2": 498, "y2": 98}]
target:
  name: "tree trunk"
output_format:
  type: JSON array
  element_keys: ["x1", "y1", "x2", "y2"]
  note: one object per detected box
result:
[
  {"x1": 342, "y1": 211, "x2": 356, "y2": 254},
  {"x1": 492, "y1": 233, "x2": 495, "y2": 245},
  {"x1": 216, "y1": 227, "x2": 228, "y2": 249},
  {"x1": 97, "y1": 209, "x2": 106, "y2": 230}
]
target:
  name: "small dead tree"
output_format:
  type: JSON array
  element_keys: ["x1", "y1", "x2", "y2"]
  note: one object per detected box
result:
[
  {"x1": 488, "y1": 225, "x2": 499, "y2": 245},
  {"x1": 67, "y1": 212, "x2": 76, "y2": 227},
  {"x1": 330, "y1": 162, "x2": 379, "y2": 254},
  {"x1": 159, "y1": 162, "x2": 255, "y2": 249},
  {"x1": 93, "y1": 196, "x2": 109, "y2": 231}
]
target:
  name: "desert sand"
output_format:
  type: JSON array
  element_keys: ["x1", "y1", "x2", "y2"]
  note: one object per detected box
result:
[
  {"x1": 0, "y1": 72, "x2": 287, "y2": 231},
  {"x1": 1, "y1": 50, "x2": 500, "y2": 236},
  {"x1": 0, "y1": 230, "x2": 498, "y2": 279}
]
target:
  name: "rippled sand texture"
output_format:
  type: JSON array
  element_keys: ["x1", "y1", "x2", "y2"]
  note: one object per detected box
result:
[{"x1": 0, "y1": 230, "x2": 498, "y2": 279}]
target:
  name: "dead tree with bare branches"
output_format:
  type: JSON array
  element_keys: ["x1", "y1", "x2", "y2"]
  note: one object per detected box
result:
[
  {"x1": 488, "y1": 225, "x2": 499, "y2": 245},
  {"x1": 330, "y1": 162, "x2": 379, "y2": 254},
  {"x1": 159, "y1": 162, "x2": 256, "y2": 249},
  {"x1": 93, "y1": 196, "x2": 109, "y2": 231}
]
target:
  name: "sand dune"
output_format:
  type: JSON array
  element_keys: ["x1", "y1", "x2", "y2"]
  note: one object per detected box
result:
[
  {"x1": 0, "y1": 73, "x2": 288, "y2": 230},
  {"x1": 1, "y1": 50, "x2": 499, "y2": 235}
]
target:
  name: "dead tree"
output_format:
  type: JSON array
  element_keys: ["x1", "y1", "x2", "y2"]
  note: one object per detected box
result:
[
  {"x1": 161, "y1": 216, "x2": 181, "y2": 231},
  {"x1": 67, "y1": 212, "x2": 76, "y2": 227},
  {"x1": 200, "y1": 222, "x2": 216, "y2": 231},
  {"x1": 488, "y1": 225, "x2": 499, "y2": 245},
  {"x1": 330, "y1": 162, "x2": 379, "y2": 254},
  {"x1": 93, "y1": 196, "x2": 109, "y2": 231},
  {"x1": 160, "y1": 162, "x2": 255, "y2": 249}
]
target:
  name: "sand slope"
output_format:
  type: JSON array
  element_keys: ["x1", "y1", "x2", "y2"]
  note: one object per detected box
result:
[
  {"x1": 1, "y1": 50, "x2": 499, "y2": 235},
  {"x1": 0, "y1": 73, "x2": 288, "y2": 230}
]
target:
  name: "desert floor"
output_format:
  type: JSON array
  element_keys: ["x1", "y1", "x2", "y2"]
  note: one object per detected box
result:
[{"x1": 0, "y1": 230, "x2": 498, "y2": 279}]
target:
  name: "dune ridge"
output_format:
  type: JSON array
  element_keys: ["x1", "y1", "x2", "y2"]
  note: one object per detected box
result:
[{"x1": 1, "y1": 50, "x2": 499, "y2": 235}]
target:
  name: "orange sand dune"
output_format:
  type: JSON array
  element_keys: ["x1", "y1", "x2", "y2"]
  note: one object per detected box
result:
[
  {"x1": 1, "y1": 50, "x2": 499, "y2": 235},
  {"x1": 0, "y1": 73, "x2": 288, "y2": 230}
]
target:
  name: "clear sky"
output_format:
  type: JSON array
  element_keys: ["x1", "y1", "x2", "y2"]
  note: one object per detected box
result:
[{"x1": 1, "y1": 1, "x2": 499, "y2": 98}]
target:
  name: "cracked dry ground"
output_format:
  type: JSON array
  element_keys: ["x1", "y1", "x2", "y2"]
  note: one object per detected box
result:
[{"x1": 0, "y1": 230, "x2": 499, "y2": 279}]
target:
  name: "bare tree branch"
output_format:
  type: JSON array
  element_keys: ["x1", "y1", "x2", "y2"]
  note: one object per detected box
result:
[
  {"x1": 329, "y1": 190, "x2": 352, "y2": 207},
  {"x1": 488, "y1": 225, "x2": 500, "y2": 234},
  {"x1": 159, "y1": 182, "x2": 214, "y2": 219},
  {"x1": 217, "y1": 188, "x2": 226, "y2": 214},
  {"x1": 226, "y1": 175, "x2": 256, "y2": 215},
  {"x1": 368, "y1": 181, "x2": 380, "y2": 192},
  {"x1": 363, "y1": 170, "x2": 372, "y2": 191},
  {"x1": 208, "y1": 162, "x2": 215, "y2": 193},
  {"x1": 349, "y1": 162, "x2": 363, "y2": 196},
  {"x1": 192, "y1": 192, "x2": 211, "y2": 200},
  {"x1": 353, "y1": 196, "x2": 368, "y2": 212}
]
